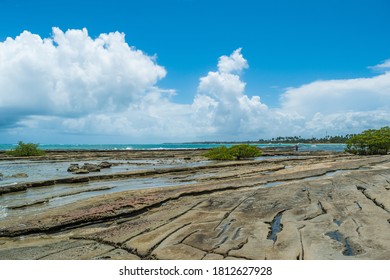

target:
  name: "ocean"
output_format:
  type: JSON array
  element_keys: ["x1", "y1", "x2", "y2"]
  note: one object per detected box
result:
[{"x1": 0, "y1": 143, "x2": 347, "y2": 152}]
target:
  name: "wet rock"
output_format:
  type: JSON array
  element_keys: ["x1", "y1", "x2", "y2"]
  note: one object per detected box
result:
[
  {"x1": 68, "y1": 163, "x2": 101, "y2": 173},
  {"x1": 9, "y1": 173, "x2": 28, "y2": 178},
  {"x1": 73, "y1": 169, "x2": 90, "y2": 174},
  {"x1": 0, "y1": 183, "x2": 29, "y2": 195},
  {"x1": 82, "y1": 163, "x2": 101, "y2": 172},
  {"x1": 57, "y1": 177, "x2": 90, "y2": 183},
  {"x1": 99, "y1": 161, "x2": 112, "y2": 169},
  {"x1": 31, "y1": 180, "x2": 55, "y2": 187},
  {"x1": 67, "y1": 164, "x2": 80, "y2": 172}
]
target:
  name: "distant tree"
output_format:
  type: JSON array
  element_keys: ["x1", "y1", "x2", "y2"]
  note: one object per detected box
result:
[
  {"x1": 257, "y1": 133, "x2": 355, "y2": 144},
  {"x1": 346, "y1": 126, "x2": 390, "y2": 155},
  {"x1": 205, "y1": 144, "x2": 261, "y2": 160},
  {"x1": 6, "y1": 141, "x2": 45, "y2": 157}
]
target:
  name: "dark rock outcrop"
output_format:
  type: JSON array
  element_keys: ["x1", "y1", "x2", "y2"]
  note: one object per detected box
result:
[
  {"x1": 67, "y1": 164, "x2": 80, "y2": 172},
  {"x1": 81, "y1": 163, "x2": 100, "y2": 172},
  {"x1": 98, "y1": 161, "x2": 112, "y2": 169},
  {"x1": 67, "y1": 163, "x2": 103, "y2": 174},
  {"x1": 9, "y1": 173, "x2": 28, "y2": 178}
]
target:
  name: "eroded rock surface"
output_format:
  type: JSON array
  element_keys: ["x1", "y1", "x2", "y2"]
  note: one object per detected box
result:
[{"x1": 0, "y1": 151, "x2": 389, "y2": 260}]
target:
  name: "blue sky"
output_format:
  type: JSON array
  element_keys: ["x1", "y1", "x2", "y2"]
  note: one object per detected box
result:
[{"x1": 0, "y1": 0, "x2": 390, "y2": 143}]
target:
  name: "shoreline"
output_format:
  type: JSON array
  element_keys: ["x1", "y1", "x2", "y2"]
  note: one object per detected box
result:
[
  {"x1": 0, "y1": 149, "x2": 389, "y2": 259},
  {"x1": 0, "y1": 142, "x2": 348, "y2": 153},
  {"x1": 0, "y1": 146, "x2": 340, "y2": 158}
]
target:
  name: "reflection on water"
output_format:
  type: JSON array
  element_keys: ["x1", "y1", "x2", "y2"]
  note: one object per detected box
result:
[
  {"x1": 0, "y1": 176, "x2": 196, "y2": 220},
  {"x1": 0, "y1": 205, "x2": 7, "y2": 219},
  {"x1": 325, "y1": 230, "x2": 356, "y2": 256},
  {"x1": 0, "y1": 159, "x2": 207, "y2": 186},
  {"x1": 0, "y1": 158, "x2": 206, "y2": 221}
]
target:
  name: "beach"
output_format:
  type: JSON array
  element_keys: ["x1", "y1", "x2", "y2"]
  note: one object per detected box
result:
[{"x1": 0, "y1": 148, "x2": 389, "y2": 260}]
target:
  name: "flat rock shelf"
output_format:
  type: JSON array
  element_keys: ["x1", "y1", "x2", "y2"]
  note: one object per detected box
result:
[{"x1": 0, "y1": 149, "x2": 389, "y2": 260}]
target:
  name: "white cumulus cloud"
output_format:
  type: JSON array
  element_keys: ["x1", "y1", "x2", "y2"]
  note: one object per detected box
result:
[
  {"x1": 370, "y1": 59, "x2": 390, "y2": 72},
  {"x1": 0, "y1": 27, "x2": 166, "y2": 121},
  {"x1": 217, "y1": 48, "x2": 248, "y2": 74},
  {"x1": 279, "y1": 72, "x2": 390, "y2": 135},
  {"x1": 193, "y1": 48, "x2": 268, "y2": 139}
]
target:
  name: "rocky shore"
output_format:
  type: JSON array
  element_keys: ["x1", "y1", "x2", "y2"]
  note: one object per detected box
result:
[{"x1": 0, "y1": 149, "x2": 389, "y2": 259}]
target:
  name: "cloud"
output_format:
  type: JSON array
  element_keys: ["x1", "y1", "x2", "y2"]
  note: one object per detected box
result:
[
  {"x1": 305, "y1": 111, "x2": 390, "y2": 133},
  {"x1": 281, "y1": 73, "x2": 390, "y2": 117},
  {"x1": 55, "y1": 88, "x2": 196, "y2": 142},
  {"x1": 217, "y1": 48, "x2": 248, "y2": 74},
  {"x1": 279, "y1": 72, "x2": 390, "y2": 135},
  {"x1": 1, "y1": 28, "x2": 390, "y2": 143},
  {"x1": 13, "y1": 46, "x2": 270, "y2": 142},
  {"x1": 193, "y1": 48, "x2": 268, "y2": 138},
  {"x1": 370, "y1": 59, "x2": 390, "y2": 72},
  {"x1": 0, "y1": 27, "x2": 166, "y2": 122},
  {"x1": 56, "y1": 48, "x2": 262, "y2": 142}
]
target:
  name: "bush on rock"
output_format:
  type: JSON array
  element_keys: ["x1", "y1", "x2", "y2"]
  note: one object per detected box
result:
[
  {"x1": 204, "y1": 144, "x2": 261, "y2": 160},
  {"x1": 6, "y1": 141, "x2": 45, "y2": 157},
  {"x1": 346, "y1": 126, "x2": 390, "y2": 155}
]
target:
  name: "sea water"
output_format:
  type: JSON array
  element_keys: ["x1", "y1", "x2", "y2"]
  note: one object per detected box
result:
[{"x1": 0, "y1": 158, "x2": 208, "y2": 187}]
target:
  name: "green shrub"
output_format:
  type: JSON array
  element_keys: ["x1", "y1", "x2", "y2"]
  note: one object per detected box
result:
[
  {"x1": 204, "y1": 144, "x2": 261, "y2": 160},
  {"x1": 346, "y1": 126, "x2": 390, "y2": 155},
  {"x1": 6, "y1": 141, "x2": 45, "y2": 157},
  {"x1": 204, "y1": 146, "x2": 235, "y2": 160}
]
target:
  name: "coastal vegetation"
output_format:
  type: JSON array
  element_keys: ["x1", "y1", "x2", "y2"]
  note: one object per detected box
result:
[
  {"x1": 6, "y1": 141, "x2": 45, "y2": 157},
  {"x1": 191, "y1": 134, "x2": 355, "y2": 145},
  {"x1": 204, "y1": 144, "x2": 261, "y2": 160},
  {"x1": 345, "y1": 126, "x2": 390, "y2": 155},
  {"x1": 258, "y1": 135, "x2": 353, "y2": 144}
]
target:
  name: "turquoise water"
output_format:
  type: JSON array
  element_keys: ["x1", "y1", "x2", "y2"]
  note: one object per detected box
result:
[{"x1": 0, "y1": 143, "x2": 347, "y2": 152}]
